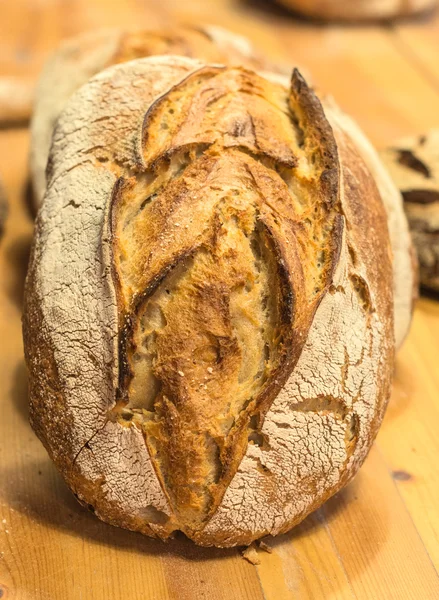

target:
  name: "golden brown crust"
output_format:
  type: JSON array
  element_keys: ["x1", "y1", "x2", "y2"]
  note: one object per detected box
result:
[
  {"x1": 110, "y1": 67, "x2": 345, "y2": 532},
  {"x1": 192, "y1": 89, "x2": 393, "y2": 548},
  {"x1": 24, "y1": 57, "x2": 394, "y2": 547}
]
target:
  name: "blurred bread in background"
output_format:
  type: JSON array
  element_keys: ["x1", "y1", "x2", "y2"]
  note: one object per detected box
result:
[
  {"x1": 381, "y1": 130, "x2": 439, "y2": 292},
  {"x1": 276, "y1": 0, "x2": 437, "y2": 21},
  {"x1": 0, "y1": 77, "x2": 34, "y2": 126}
]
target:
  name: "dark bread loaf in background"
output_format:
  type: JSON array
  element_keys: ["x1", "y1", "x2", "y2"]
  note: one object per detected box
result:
[
  {"x1": 381, "y1": 130, "x2": 439, "y2": 293},
  {"x1": 30, "y1": 25, "x2": 287, "y2": 209},
  {"x1": 23, "y1": 56, "x2": 395, "y2": 546}
]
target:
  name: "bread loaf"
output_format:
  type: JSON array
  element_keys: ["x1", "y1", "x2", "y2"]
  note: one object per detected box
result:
[
  {"x1": 277, "y1": 0, "x2": 436, "y2": 20},
  {"x1": 381, "y1": 130, "x2": 439, "y2": 292},
  {"x1": 30, "y1": 26, "x2": 286, "y2": 209},
  {"x1": 24, "y1": 57, "x2": 394, "y2": 547}
]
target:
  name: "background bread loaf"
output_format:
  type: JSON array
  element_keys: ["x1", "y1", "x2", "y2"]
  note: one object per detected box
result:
[
  {"x1": 381, "y1": 130, "x2": 439, "y2": 292},
  {"x1": 30, "y1": 25, "x2": 287, "y2": 209},
  {"x1": 23, "y1": 56, "x2": 394, "y2": 547},
  {"x1": 0, "y1": 77, "x2": 34, "y2": 126},
  {"x1": 276, "y1": 0, "x2": 437, "y2": 21}
]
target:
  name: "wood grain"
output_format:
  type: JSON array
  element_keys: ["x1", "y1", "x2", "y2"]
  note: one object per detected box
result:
[
  {"x1": 1, "y1": 1, "x2": 439, "y2": 598},
  {"x1": 392, "y1": 13, "x2": 439, "y2": 89}
]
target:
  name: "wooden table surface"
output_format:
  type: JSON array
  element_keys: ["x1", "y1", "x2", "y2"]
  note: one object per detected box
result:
[{"x1": 1, "y1": 1, "x2": 439, "y2": 598}]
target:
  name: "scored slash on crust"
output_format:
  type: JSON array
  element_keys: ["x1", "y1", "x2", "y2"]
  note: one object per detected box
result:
[{"x1": 109, "y1": 66, "x2": 347, "y2": 534}]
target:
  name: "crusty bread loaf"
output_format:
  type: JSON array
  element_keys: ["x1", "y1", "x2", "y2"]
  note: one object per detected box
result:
[
  {"x1": 23, "y1": 56, "x2": 394, "y2": 547},
  {"x1": 30, "y1": 25, "x2": 287, "y2": 209},
  {"x1": 277, "y1": 0, "x2": 436, "y2": 20},
  {"x1": 381, "y1": 130, "x2": 439, "y2": 292}
]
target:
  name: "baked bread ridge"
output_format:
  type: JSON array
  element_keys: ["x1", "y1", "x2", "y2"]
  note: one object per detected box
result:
[
  {"x1": 323, "y1": 101, "x2": 415, "y2": 349},
  {"x1": 23, "y1": 56, "x2": 394, "y2": 547},
  {"x1": 381, "y1": 130, "x2": 439, "y2": 292},
  {"x1": 30, "y1": 25, "x2": 286, "y2": 209},
  {"x1": 277, "y1": 0, "x2": 436, "y2": 21}
]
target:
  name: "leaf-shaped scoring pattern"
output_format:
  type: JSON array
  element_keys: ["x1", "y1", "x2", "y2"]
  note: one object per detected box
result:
[{"x1": 110, "y1": 67, "x2": 343, "y2": 531}]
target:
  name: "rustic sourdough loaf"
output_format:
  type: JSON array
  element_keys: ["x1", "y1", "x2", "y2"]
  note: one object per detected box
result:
[
  {"x1": 30, "y1": 25, "x2": 286, "y2": 209},
  {"x1": 24, "y1": 56, "x2": 394, "y2": 547},
  {"x1": 381, "y1": 130, "x2": 439, "y2": 292},
  {"x1": 277, "y1": 0, "x2": 436, "y2": 20}
]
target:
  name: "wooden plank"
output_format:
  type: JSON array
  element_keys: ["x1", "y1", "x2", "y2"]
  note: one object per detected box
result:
[
  {"x1": 161, "y1": 543, "x2": 265, "y2": 600},
  {"x1": 0, "y1": 0, "x2": 164, "y2": 78},
  {"x1": 377, "y1": 303, "x2": 439, "y2": 569},
  {"x1": 392, "y1": 11, "x2": 439, "y2": 89},
  {"x1": 321, "y1": 446, "x2": 439, "y2": 599},
  {"x1": 256, "y1": 512, "x2": 355, "y2": 600}
]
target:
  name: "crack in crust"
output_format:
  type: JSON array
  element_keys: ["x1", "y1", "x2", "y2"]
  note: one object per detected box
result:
[{"x1": 110, "y1": 67, "x2": 344, "y2": 532}]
